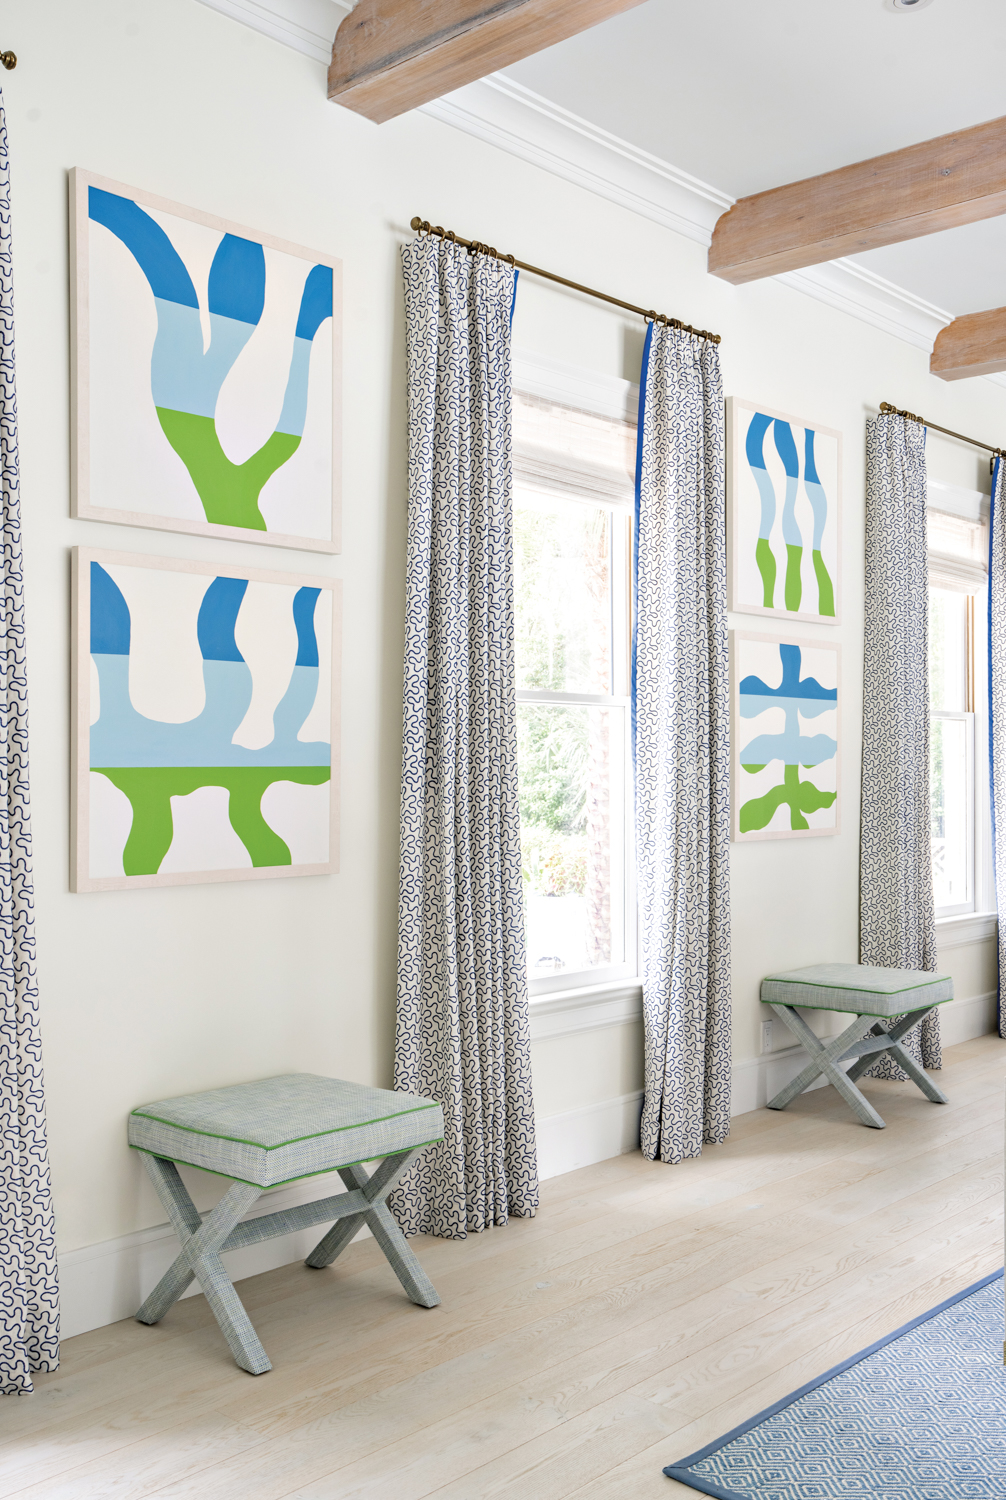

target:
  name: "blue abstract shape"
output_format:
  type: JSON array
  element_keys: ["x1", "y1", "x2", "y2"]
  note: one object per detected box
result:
[
  {"x1": 197, "y1": 578, "x2": 248, "y2": 662},
  {"x1": 207, "y1": 235, "x2": 266, "y2": 326},
  {"x1": 773, "y1": 420, "x2": 799, "y2": 478},
  {"x1": 295, "y1": 265, "x2": 333, "y2": 342},
  {"x1": 745, "y1": 411, "x2": 772, "y2": 470},
  {"x1": 90, "y1": 564, "x2": 131, "y2": 656},
  {"x1": 803, "y1": 431, "x2": 829, "y2": 552},
  {"x1": 89, "y1": 188, "x2": 198, "y2": 309},
  {"x1": 773, "y1": 420, "x2": 802, "y2": 547},
  {"x1": 739, "y1": 644, "x2": 837, "y2": 770},
  {"x1": 804, "y1": 428, "x2": 821, "y2": 486},
  {"x1": 293, "y1": 587, "x2": 320, "y2": 667},
  {"x1": 740, "y1": 643, "x2": 836, "y2": 701}
]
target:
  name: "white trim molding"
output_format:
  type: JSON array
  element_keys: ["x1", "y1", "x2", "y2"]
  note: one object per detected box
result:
[
  {"x1": 513, "y1": 347, "x2": 638, "y2": 422},
  {"x1": 529, "y1": 979, "x2": 642, "y2": 1042},
  {"x1": 775, "y1": 258, "x2": 953, "y2": 354},
  {"x1": 422, "y1": 76, "x2": 732, "y2": 247},
  {"x1": 936, "y1": 911, "x2": 998, "y2": 948},
  {"x1": 195, "y1": 0, "x2": 348, "y2": 63}
]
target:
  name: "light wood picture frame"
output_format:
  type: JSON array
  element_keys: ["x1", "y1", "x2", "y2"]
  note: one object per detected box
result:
[
  {"x1": 727, "y1": 396, "x2": 842, "y2": 625},
  {"x1": 731, "y1": 630, "x2": 840, "y2": 842},
  {"x1": 72, "y1": 547, "x2": 341, "y2": 892},
  {"x1": 70, "y1": 167, "x2": 342, "y2": 554}
]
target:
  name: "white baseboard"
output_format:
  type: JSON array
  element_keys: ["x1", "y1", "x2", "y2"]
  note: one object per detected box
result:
[
  {"x1": 57, "y1": 990, "x2": 997, "y2": 1344},
  {"x1": 536, "y1": 1090, "x2": 644, "y2": 1180}
]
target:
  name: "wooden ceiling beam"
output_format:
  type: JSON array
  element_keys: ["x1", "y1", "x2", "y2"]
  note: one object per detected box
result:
[
  {"x1": 328, "y1": 0, "x2": 647, "y2": 123},
  {"x1": 931, "y1": 306, "x2": 1006, "y2": 381},
  {"x1": 709, "y1": 115, "x2": 1006, "y2": 285}
]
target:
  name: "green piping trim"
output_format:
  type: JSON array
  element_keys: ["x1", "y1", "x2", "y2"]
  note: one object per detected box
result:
[
  {"x1": 765, "y1": 976, "x2": 951, "y2": 996},
  {"x1": 129, "y1": 1099, "x2": 439, "y2": 1151},
  {"x1": 128, "y1": 1137, "x2": 444, "y2": 1191},
  {"x1": 768, "y1": 1000, "x2": 947, "y2": 1016}
]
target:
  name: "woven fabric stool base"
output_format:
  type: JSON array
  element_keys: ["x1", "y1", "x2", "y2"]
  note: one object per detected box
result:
[
  {"x1": 128, "y1": 1074, "x2": 445, "y2": 1374},
  {"x1": 760, "y1": 964, "x2": 953, "y2": 1130}
]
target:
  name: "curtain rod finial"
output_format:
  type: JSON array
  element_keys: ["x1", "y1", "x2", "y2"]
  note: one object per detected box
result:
[{"x1": 0, "y1": 52, "x2": 16, "y2": 71}]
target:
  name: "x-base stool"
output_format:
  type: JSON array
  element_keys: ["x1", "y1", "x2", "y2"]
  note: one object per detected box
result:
[
  {"x1": 761, "y1": 963, "x2": 953, "y2": 1130},
  {"x1": 128, "y1": 1073, "x2": 444, "y2": 1373}
]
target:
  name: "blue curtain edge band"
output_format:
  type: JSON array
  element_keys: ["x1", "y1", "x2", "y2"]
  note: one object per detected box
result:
[
  {"x1": 630, "y1": 319, "x2": 654, "y2": 770},
  {"x1": 663, "y1": 1266, "x2": 1005, "y2": 1492}
]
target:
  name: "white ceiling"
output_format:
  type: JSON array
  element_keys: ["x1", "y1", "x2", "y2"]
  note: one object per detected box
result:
[
  {"x1": 201, "y1": 0, "x2": 1006, "y2": 321},
  {"x1": 502, "y1": 0, "x2": 1006, "y2": 316}
]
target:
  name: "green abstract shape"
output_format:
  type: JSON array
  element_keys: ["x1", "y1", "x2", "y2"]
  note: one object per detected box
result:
[
  {"x1": 739, "y1": 762, "x2": 836, "y2": 834},
  {"x1": 813, "y1": 548, "x2": 835, "y2": 617},
  {"x1": 93, "y1": 766, "x2": 330, "y2": 874},
  {"x1": 784, "y1": 544, "x2": 803, "y2": 613},
  {"x1": 156, "y1": 409, "x2": 301, "y2": 531},
  {"x1": 755, "y1": 538, "x2": 776, "y2": 609}
]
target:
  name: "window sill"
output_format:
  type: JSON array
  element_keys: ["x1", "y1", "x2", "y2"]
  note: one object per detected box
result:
[
  {"x1": 935, "y1": 911, "x2": 998, "y2": 949},
  {"x1": 528, "y1": 978, "x2": 643, "y2": 1041}
]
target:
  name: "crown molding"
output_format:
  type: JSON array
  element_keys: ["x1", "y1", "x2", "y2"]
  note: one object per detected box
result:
[
  {"x1": 194, "y1": 0, "x2": 349, "y2": 64},
  {"x1": 422, "y1": 76, "x2": 733, "y2": 247},
  {"x1": 775, "y1": 257, "x2": 953, "y2": 353},
  {"x1": 194, "y1": 0, "x2": 1000, "y2": 380}
]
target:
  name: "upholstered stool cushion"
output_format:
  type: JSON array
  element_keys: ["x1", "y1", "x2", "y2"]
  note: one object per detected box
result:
[
  {"x1": 761, "y1": 963, "x2": 953, "y2": 1017},
  {"x1": 128, "y1": 1073, "x2": 444, "y2": 1189}
]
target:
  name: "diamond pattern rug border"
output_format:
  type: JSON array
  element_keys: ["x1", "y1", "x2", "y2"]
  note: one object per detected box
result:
[{"x1": 664, "y1": 1269, "x2": 1005, "y2": 1498}]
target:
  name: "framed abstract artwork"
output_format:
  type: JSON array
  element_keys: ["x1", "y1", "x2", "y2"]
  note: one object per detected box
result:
[
  {"x1": 70, "y1": 168, "x2": 341, "y2": 553},
  {"x1": 71, "y1": 548, "x2": 341, "y2": 891},
  {"x1": 727, "y1": 397, "x2": 841, "y2": 625},
  {"x1": 731, "y1": 631, "x2": 840, "y2": 842}
]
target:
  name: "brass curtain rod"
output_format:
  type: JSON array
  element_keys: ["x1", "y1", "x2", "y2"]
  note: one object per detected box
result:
[
  {"x1": 879, "y1": 400, "x2": 1006, "y2": 467},
  {"x1": 410, "y1": 217, "x2": 721, "y2": 344},
  {"x1": 0, "y1": 53, "x2": 15, "y2": 70}
]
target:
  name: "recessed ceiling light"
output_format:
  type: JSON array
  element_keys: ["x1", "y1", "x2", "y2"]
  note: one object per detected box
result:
[{"x1": 886, "y1": 0, "x2": 935, "y2": 11}]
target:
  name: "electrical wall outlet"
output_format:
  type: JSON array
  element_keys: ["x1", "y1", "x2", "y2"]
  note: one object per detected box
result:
[{"x1": 761, "y1": 1020, "x2": 774, "y2": 1055}]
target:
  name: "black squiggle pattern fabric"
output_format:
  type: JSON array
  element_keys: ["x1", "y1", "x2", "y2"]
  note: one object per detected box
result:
[
  {"x1": 634, "y1": 325, "x2": 732, "y2": 1164},
  {"x1": 860, "y1": 415, "x2": 941, "y2": 1076},
  {"x1": 0, "y1": 93, "x2": 59, "y2": 1393},
  {"x1": 987, "y1": 458, "x2": 1006, "y2": 1038},
  {"x1": 391, "y1": 236, "x2": 538, "y2": 1239}
]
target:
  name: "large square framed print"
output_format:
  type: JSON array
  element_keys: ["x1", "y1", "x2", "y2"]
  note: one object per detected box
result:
[
  {"x1": 731, "y1": 631, "x2": 840, "y2": 842},
  {"x1": 72, "y1": 548, "x2": 341, "y2": 892},
  {"x1": 727, "y1": 398, "x2": 841, "y2": 625},
  {"x1": 70, "y1": 169, "x2": 341, "y2": 553}
]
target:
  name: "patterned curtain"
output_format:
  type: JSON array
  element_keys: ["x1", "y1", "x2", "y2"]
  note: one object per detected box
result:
[
  {"x1": 860, "y1": 413, "x2": 941, "y2": 1072},
  {"x1": 0, "y1": 95, "x2": 59, "y2": 1393},
  {"x1": 987, "y1": 456, "x2": 1006, "y2": 1038},
  {"x1": 633, "y1": 321, "x2": 731, "y2": 1164},
  {"x1": 392, "y1": 233, "x2": 538, "y2": 1238}
]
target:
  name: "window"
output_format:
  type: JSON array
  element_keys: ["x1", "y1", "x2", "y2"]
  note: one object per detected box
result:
[
  {"x1": 512, "y1": 390, "x2": 637, "y2": 993},
  {"x1": 927, "y1": 496, "x2": 988, "y2": 918}
]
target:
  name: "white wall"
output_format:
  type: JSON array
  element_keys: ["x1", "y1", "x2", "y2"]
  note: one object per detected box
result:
[{"x1": 8, "y1": 0, "x2": 1006, "y2": 1312}]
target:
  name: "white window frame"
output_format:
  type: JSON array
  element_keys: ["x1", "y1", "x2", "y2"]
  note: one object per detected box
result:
[
  {"x1": 512, "y1": 350, "x2": 641, "y2": 1000},
  {"x1": 927, "y1": 479, "x2": 996, "y2": 935}
]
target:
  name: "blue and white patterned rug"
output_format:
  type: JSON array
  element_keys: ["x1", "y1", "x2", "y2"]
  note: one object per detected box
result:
[{"x1": 665, "y1": 1270, "x2": 1005, "y2": 1498}]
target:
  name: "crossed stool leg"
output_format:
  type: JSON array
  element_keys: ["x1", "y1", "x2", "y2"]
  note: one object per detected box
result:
[
  {"x1": 136, "y1": 1147, "x2": 439, "y2": 1374},
  {"x1": 765, "y1": 1003, "x2": 947, "y2": 1130}
]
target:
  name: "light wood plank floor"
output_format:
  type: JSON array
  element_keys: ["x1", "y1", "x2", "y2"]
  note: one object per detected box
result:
[{"x1": 4, "y1": 1034, "x2": 1003, "y2": 1499}]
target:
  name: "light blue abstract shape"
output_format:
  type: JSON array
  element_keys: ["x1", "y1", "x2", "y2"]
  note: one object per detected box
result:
[
  {"x1": 150, "y1": 302, "x2": 256, "y2": 419},
  {"x1": 740, "y1": 693, "x2": 836, "y2": 720},
  {"x1": 774, "y1": 420, "x2": 802, "y2": 547}
]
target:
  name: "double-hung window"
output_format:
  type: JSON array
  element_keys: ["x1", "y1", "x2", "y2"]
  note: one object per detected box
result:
[
  {"x1": 927, "y1": 490, "x2": 989, "y2": 918},
  {"x1": 512, "y1": 387, "x2": 637, "y2": 994}
]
